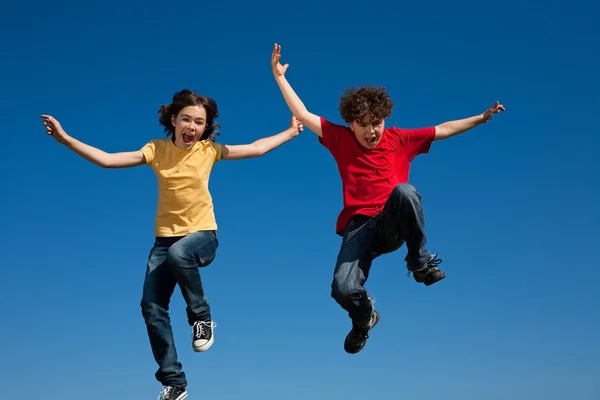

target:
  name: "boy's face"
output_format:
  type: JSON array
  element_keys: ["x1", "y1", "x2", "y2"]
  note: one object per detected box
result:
[
  {"x1": 171, "y1": 105, "x2": 207, "y2": 150},
  {"x1": 350, "y1": 115, "x2": 385, "y2": 149}
]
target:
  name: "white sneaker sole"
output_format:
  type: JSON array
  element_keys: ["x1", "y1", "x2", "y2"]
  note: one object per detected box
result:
[
  {"x1": 193, "y1": 335, "x2": 214, "y2": 352},
  {"x1": 159, "y1": 389, "x2": 187, "y2": 400}
]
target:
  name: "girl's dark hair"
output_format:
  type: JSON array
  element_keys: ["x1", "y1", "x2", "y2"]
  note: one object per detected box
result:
[
  {"x1": 158, "y1": 89, "x2": 221, "y2": 141},
  {"x1": 338, "y1": 86, "x2": 394, "y2": 124}
]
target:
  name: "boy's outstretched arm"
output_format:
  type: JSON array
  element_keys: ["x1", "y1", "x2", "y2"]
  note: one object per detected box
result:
[
  {"x1": 434, "y1": 101, "x2": 506, "y2": 141},
  {"x1": 41, "y1": 115, "x2": 145, "y2": 168},
  {"x1": 221, "y1": 116, "x2": 303, "y2": 160},
  {"x1": 271, "y1": 43, "x2": 323, "y2": 138}
]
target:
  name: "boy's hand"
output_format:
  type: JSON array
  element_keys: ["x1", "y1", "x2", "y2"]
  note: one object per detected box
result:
[
  {"x1": 290, "y1": 115, "x2": 304, "y2": 136},
  {"x1": 41, "y1": 114, "x2": 70, "y2": 144},
  {"x1": 271, "y1": 43, "x2": 289, "y2": 78},
  {"x1": 482, "y1": 101, "x2": 506, "y2": 122}
]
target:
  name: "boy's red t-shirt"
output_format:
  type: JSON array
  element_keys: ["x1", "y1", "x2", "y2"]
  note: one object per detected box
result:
[{"x1": 319, "y1": 117, "x2": 435, "y2": 235}]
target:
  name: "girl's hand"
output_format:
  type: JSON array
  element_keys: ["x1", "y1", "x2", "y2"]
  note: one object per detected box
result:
[
  {"x1": 290, "y1": 115, "x2": 304, "y2": 136},
  {"x1": 41, "y1": 115, "x2": 70, "y2": 144}
]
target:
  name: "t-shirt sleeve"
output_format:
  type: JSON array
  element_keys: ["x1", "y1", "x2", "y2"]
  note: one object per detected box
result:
[
  {"x1": 318, "y1": 117, "x2": 348, "y2": 159},
  {"x1": 140, "y1": 140, "x2": 157, "y2": 165},
  {"x1": 394, "y1": 127, "x2": 436, "y2": 161},
  {"x1": 212, "y1": 142, "x2": 222, "y2": 162}
]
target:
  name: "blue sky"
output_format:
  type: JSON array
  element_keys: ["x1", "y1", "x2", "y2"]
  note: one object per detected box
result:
[{"x1": 2, "y1": 0, "x2": 599, "y2": 399}]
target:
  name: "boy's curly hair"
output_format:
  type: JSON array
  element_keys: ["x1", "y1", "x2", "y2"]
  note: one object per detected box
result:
[{"x1": 338, "y1": 86, "x2": 394, "y2": 124}]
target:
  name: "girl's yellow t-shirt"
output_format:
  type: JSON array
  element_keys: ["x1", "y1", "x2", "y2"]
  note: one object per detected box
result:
[{"x1": 140, "y1": 138, "x2": 222, "y2": 237}]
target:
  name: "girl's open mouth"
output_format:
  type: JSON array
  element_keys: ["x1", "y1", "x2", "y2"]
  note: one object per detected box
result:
[{"x1": 182, "y1": 133, "x2": 194, "y2": 144}]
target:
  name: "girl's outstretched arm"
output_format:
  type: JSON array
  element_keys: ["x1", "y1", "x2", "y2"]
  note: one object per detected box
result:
[
  {"x1": 41, "y1": 115, "x2": 145, "y2": 168},
  {"x1": 221, "y1": 116, "x2": 303, "y2": 160}
]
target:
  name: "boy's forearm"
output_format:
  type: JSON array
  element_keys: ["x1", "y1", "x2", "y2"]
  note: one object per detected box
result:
[
  {"x1": 275, "y1": 76, "x2": 309, "y2": 117},
  {"x1": 434, "y1": 114, "x2": 486, "y2": 140},
  {"x1": 274, "y1": 76, "x2": 322, "y2": 136}
]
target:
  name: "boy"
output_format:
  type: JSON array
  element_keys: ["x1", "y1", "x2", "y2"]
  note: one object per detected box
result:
[{"x1": 270, "y1": 44, "x2": 505, "y2": 354}]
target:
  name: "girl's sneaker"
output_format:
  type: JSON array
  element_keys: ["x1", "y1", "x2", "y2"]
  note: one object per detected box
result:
[
  {"x1": 158, "y1": 385, "x2": 187, "y2": 400},
  {"x1": 192, "y1": 320, "x2": 216, "y2": 352}
]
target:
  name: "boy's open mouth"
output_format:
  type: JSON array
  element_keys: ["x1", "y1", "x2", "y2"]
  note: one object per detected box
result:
[{"x1": 182, "y1": 133, "x2": 194, "y2": 144}]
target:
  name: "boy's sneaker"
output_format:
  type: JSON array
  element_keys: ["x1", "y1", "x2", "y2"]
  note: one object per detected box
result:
[
  {"x1": 411, "y1": 253, "x2": 445, "y2": 286},
  {"x1": 344, "y1": 309, "x2": 380, "y2": 354},
  {"x1": 192, "y1": 320, "x2": 216, "y2": 352},
  {"x1": 158, "y1": 385, "x2": 187, "y2": 400}
]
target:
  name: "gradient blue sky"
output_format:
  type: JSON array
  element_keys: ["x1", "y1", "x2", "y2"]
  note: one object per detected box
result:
[{"x1": 2, "y1": 0, "x2": 599, "y2": 399}]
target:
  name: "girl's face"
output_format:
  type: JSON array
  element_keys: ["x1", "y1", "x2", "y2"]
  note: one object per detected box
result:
[{"x1": 171, "y1": 105, "x2": 207, "y2": 150}]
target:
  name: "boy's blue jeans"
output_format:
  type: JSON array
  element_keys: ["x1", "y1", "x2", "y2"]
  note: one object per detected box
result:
[
  {"x1": 331, "y1": 184, "x2": 432, "y2": 326},
  {"x1": 140, "y1": 230, "x2": 218, "y2": 388}
]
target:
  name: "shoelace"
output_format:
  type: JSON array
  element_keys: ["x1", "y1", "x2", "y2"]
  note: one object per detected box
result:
[
  {"x1": 406, "y1": 253, "x2": 442, "y2": 277},
  {"x1": 351, "y1": 304, "x2": 377, "y2": 338},
  {"x1": 158, "y1": 386, "x2": 172, "y2": 400},
  {"x1": 194, "y1": 321, "x2": 216, "y2": 339},
  {"x1": 428, "y1": 253, "x2": 442, "y2": 267}
]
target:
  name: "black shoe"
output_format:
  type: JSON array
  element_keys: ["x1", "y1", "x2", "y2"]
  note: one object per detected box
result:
[
  {"x1": 158, "y1": 385, "x2": 187, "y2": 400},
  {"x1": 344, "y1": 310, "x2": 380, "y2": 354},
  {"x1": 411, "y1": 253, "x2": 446, "y2": 286},
  {"x1": 192, "y1": 320, "x2": 216, "y2": 352}
]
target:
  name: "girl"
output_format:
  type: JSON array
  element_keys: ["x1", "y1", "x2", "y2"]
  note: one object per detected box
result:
[{"x1": 41, "y1": 89, "x2": 303, "y2": 400}]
